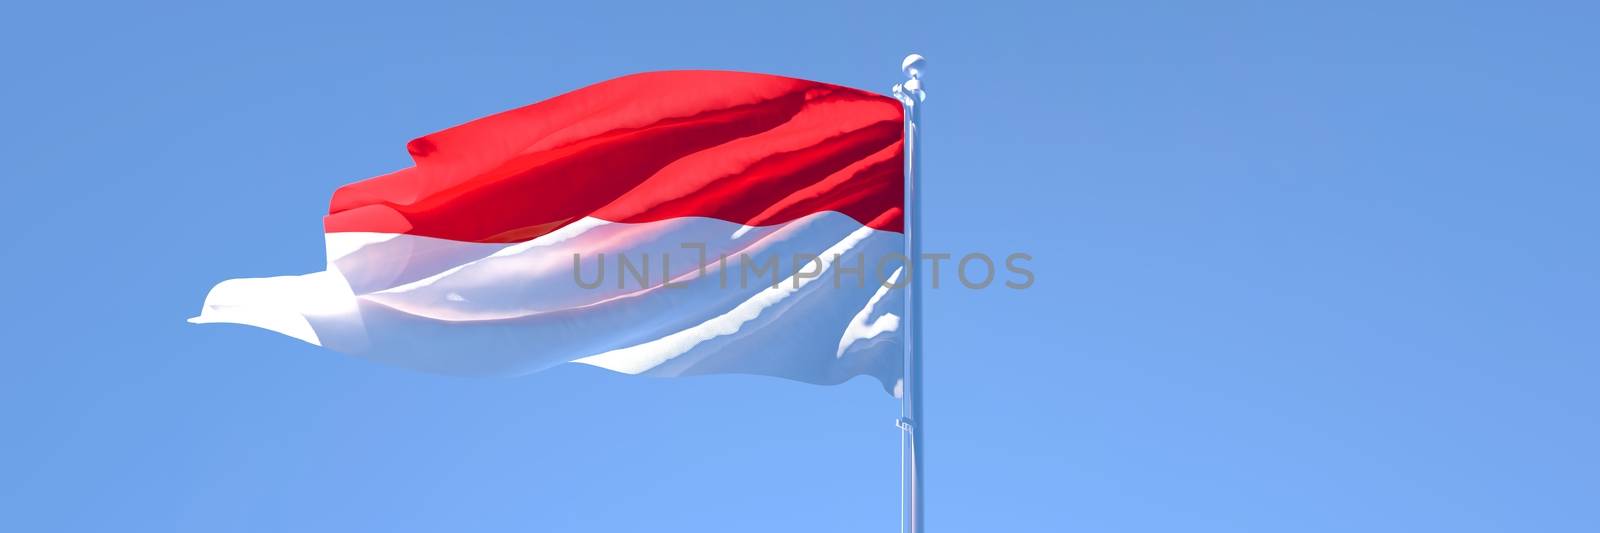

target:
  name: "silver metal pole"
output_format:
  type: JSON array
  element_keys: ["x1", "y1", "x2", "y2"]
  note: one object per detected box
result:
[{"x1": 893, "y1": 53, "x2": 927, "y2": 533}]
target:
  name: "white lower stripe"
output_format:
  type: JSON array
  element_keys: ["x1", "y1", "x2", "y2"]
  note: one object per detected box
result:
[{"x1": 192, "y1": 213, "x2": 905, "y2": 394}]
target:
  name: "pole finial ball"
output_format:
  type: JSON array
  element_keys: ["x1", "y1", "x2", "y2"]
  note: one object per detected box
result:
[{"x1": 902, "y1": 54, "x2": 927, "y2": 80}]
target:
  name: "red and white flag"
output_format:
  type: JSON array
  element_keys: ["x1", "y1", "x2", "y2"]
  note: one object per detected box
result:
[{"x1": 193, "y1": 70, "x2": 908, "y2": 395}]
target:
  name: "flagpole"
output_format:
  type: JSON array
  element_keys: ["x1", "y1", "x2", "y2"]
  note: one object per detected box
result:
[{"x1": 893, "y1": 53, "x2": 927, "y2": 533}]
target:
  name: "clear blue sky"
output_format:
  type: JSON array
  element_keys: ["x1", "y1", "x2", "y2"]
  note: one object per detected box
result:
[{"x1": 3, "y1": 1, "x2": 1596, "y2": 531}]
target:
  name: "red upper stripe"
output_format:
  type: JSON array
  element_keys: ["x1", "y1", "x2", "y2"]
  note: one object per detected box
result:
[{"x1": 324, "y1": 70, "x2": 905, "y2": 242}]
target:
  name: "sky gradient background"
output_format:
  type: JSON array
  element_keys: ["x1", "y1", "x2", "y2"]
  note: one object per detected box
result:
[{"x1": 3, "y1": 1, "x2": 1597, "y2": 531}]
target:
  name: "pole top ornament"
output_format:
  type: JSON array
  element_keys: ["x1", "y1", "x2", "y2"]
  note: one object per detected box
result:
[
  {"x1": 894, "y1": 53, "x2": 927, "y2": 105},
  {"x1": 902, "y1": 54, "x2": 926, "y2": 79}
]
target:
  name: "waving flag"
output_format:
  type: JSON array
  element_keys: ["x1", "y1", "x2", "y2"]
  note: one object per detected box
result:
[{"x1": 193, "y1": 70, "x2": 907, "y2": 394}]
